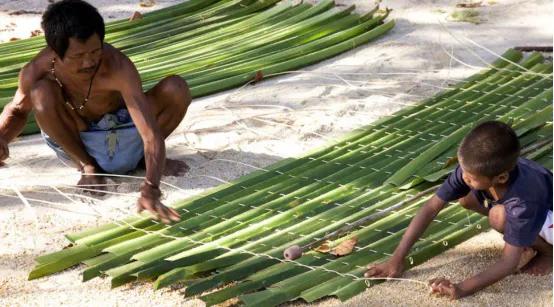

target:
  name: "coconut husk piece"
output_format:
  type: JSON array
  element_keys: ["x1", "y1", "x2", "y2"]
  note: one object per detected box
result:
[{"x1": 330, "y1": 236, "x2": 358, "y2": 257}]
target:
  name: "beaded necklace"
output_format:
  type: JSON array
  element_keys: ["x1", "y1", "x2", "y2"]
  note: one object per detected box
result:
[{"x1": 50, "y1": 58, "x2": 101, "y2": 112}]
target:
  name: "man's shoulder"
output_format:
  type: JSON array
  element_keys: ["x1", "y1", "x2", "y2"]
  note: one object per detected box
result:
[
  {"x1": 22, "y1": 48, "x2": 55, "y2": 76},
  {"x1": 18, "y1": 48, "x2": 56, "y2": 89},
  {"x1": 102, "y1": 44, "x2": 135, "y2": 71},
  {"x1": 100, "y1": 44, "x2": 141, "y2": 91}
]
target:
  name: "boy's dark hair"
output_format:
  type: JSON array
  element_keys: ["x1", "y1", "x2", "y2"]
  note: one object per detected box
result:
[
  {"x1": 41, "y1": 0, "x2": 105, "y2": 59},
  {"x1": 458, "y1": 121, "x2": 520, "y2": 177}
]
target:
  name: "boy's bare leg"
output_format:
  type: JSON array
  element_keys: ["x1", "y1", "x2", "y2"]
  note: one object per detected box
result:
[
  {"x1": 488, "y1": 204, "x2": 552, "y2": 275},
  {"x1": 144, "y1": 75, "x2": 192, "y2": 176},
  {"x1": 521, "y1": 235, "x2": 553, "y2": 275}
]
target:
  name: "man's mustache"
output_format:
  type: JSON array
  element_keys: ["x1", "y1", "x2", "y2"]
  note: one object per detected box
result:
[{"x1": 78, "y1": 64, "x2": 97, "y2": 73}]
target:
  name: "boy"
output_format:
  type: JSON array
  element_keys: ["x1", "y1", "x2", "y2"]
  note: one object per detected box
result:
[{"x1": 365, "y1": 121, "x2": 553, "y2": 299}]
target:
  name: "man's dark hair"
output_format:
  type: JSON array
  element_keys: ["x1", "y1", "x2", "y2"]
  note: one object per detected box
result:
[
  {"x1": 41, "y1": 0, "x2": 105, "y2": 59},
  {"x1": 458, "y1": 121, "x2": 520, "y2": 177}
]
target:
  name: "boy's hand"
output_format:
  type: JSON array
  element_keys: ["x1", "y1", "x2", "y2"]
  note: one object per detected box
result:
[
  {"x1": 364, "y1": 259, "x2": 404, "y2": 278},
  {"x1": 428, "y1": 277, "x2": 464, "y2": 299}
]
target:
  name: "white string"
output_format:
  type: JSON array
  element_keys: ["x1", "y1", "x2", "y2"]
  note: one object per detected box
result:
[{"x1": 436, "y1": 18, "x2": 552, "y2": 78}]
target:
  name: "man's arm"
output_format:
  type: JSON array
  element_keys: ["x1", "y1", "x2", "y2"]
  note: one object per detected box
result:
[
  {"x1": 0, "y1": 64, "x2": 34, "y2": 143},
  {"x1": 0, "y1": 65, "x2": 35, "y2": 161},
  {"x1": 117, "y1": 59, "x2": 164, "y2": 187},
  {"x1": 116, "y1": 57, "x2": 179, "y2": 223},
  {"x1": 366, "y1": 195, "x2": 446, "y2": 277},
  {"x1": 0, "y1": 89, "x2": 32, "y2": 141},
  {"x1": 430, "y1": 243, "x2": 522, "y2": 299}
]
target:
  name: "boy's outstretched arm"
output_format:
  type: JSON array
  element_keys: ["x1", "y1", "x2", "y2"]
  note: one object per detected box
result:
[
  {"x1": 365, "y1": 195, "x2": 446, "y2": 278},
  {"x1": 430, "y1": 243, "x2": 522, "y2": 299}
]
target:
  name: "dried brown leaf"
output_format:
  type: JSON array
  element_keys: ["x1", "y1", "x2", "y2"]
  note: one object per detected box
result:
[
  {"x1": 30, "y1": 29, "x2": 42, "y2": 37},
  {"x1": 253, "y1": 70, "x2": 264, "y2": 83},
  {"x1": 139, "y1": 0, "x2": 156, "y2": 8},
  {"x1": 9, "y1": 10, "x2": 42, "y2": 16},
  {"x1": 313, "y1": 240, "x2": 331, "y2": 253},
  {"x1": 456, "y1": 1, "x2": 482, "y2": 8},
  {"x1": 331, "y1": 236, "x2": 358, "y2": 257}
]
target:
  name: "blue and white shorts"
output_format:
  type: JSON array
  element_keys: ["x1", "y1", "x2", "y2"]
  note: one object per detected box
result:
[{"x1": 42, "y1": 108, "x2": 144, "y2": 174}]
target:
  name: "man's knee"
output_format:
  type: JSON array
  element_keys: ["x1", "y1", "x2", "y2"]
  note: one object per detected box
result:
[
  {"x1": 488, "y1": 205, "x2": 506, "y2": 233},
  {"x1": 30, "y1": 79, "x2": 61, "y2": 113},
  {"x1": 160, "y1": 75, "x2": 191, "y2": 108}
]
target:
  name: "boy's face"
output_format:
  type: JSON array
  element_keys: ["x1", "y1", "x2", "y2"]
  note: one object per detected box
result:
[
  {"x1": 459, "y1": 162, "x2": 509, "y2": 190},
  {"x1": 460, "y1": 167, "x2": 494, "y2": 190}
]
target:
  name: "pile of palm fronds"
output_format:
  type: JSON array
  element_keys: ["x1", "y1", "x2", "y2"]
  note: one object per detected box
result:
[
  {"x1": 28, "y1": 49, "x2": 552, "y2": 306},
  {"x1": 0, "y1": 0, "x2": 394, "y2": 135}
]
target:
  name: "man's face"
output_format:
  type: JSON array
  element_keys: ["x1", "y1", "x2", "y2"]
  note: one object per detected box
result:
[{"x1": 62, "y1": 33, "x2": 103, "y2": 75}]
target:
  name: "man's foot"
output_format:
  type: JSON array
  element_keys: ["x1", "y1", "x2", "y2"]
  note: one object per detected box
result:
[
  {"x1": 521, "y1": 252, "x2": 553, "y2": 275},
  {"x1": 77, "y1": 173, "x2": 107, "y2": 196},
  {"x1": 164, "y1": 158, "x2": 189, "y2": 176}
]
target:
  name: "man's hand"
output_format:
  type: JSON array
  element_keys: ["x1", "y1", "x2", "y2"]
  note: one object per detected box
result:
[
  {"x1": 77, "y1": 164, "x2": 106, "y2": 195},
  {"x1": 0, "y1": 136, "x2": 9, "y2": 166},
  {"x1": 138, "y1": 182, "x2": 180, "y2": 224},
  {"x1": 364, "y1": 259, "x2": 404, "y2": 278},
  {"x1": 428, "y1": 277, "x2": 464, "y2": 300}
]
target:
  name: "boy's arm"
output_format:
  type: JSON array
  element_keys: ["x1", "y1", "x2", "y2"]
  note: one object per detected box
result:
[
  {"x1": 430, "y1": 242, "x2": 522, "y2": 299},
  {"x1": 366, "y1": 194, "x2": 446, "y2": 277}
]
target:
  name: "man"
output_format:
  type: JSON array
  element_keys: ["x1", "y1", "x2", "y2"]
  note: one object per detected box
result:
[{"x1": 0, "y1": 0, "x2": 191, "y2": 223}]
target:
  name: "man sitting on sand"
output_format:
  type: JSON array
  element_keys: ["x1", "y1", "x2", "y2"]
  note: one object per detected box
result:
[
  {"x1": 0, "y1": 0, "x2": 190, "y2": 223},
  {"x1": 365, "y1": 121, "x2": 552, "y2": 299}
]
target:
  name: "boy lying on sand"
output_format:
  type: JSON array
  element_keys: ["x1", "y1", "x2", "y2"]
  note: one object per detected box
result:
[
  {"x1": 0, "y1": 0, "x2": 190, "y2": 223},
  {"x1": 365, "y1": 121, "x2": 552, "y2": 299}
]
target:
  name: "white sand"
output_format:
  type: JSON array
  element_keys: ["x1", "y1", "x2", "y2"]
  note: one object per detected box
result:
[{"x1": 0, "y1": 0, "x2": 552, "y2": 306}]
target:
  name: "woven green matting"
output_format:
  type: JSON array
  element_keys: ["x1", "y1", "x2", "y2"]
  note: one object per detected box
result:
[{"x1": 27, "y1": 48, "x2": 553, "y2": 306}]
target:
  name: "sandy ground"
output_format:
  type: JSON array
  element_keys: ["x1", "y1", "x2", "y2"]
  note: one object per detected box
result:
[{"x1": 0, "y1": 0, "x2": 552, "y2": 306}]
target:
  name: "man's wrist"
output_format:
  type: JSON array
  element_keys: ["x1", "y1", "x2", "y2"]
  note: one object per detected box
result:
[
  {"x1": 141, "y1": 180, "x2": 161, "y2": 199},
  {"x1": 144, "y1": 179, "x2": 159, "y2": 189}
]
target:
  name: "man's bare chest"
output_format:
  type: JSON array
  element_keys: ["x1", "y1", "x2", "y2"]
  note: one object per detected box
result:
[{"x1": 47, "y1": 74, "x2": 124, "y2": 122}]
